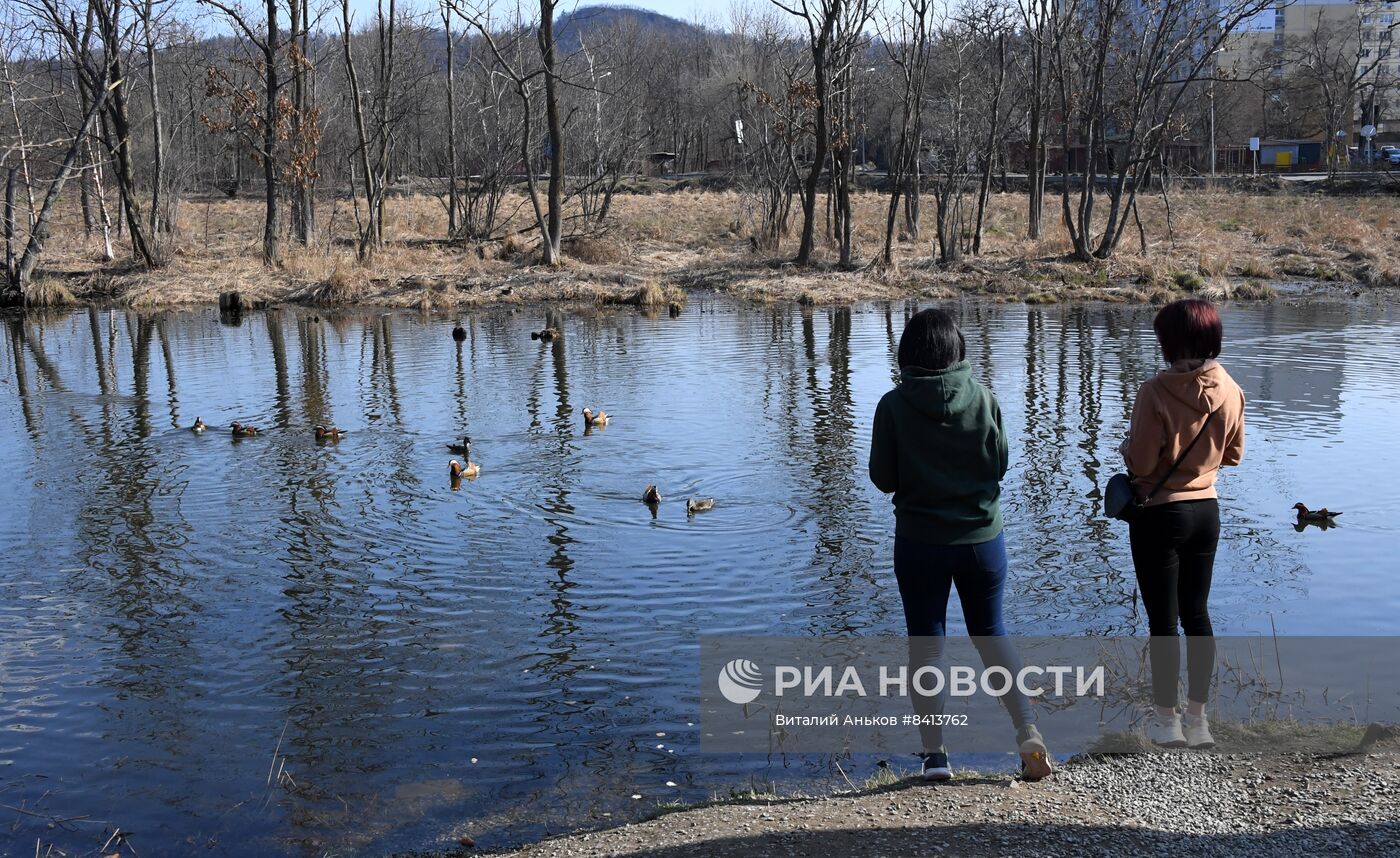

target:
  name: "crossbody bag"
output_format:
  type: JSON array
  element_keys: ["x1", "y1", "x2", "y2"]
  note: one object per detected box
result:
[{"x1": 1105, "y1": 409, "x2": 1217, "y2": 522}]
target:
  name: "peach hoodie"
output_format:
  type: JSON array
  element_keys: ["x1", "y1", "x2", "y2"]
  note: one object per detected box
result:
[{"x1": 1124, "y1": 358, "x2": 1245, "y2": 506}]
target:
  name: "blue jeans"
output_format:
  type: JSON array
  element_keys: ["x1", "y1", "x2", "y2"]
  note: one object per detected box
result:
[{"x1": 893, "y1": 533, "x2": 1034, "y2": 752}]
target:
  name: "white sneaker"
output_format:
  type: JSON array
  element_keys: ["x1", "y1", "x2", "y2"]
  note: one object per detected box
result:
[
  {"x1": 1148, "y1": 711, "x2": 1187, "y2": 748},
  {"x1": 1183, "y1": 712, "x2": 1215, "y2": 749}
]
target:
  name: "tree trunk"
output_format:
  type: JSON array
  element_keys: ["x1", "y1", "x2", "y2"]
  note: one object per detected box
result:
[
  {"x1": 341, "y1": 0, "x2": 380, "y2": 258},
  {"x1": 290, "y1": 0, "x2": 315, "y2": 244},
  {"x1": 796, "y1": 27, "x2": 833, "y2": 266},
  {"x1": 142, "y1": 0, "x2": 166, "y2": 235},
  {"x1": 4, "y1": 168, "x2": 14, "y2": 284},
  {"x1": 443, "y1": 1, "x2": 459, "y2": 238},
  {"x1": 972, "y1": 35, "x2": 1006, "y2": 256},
  {"x1": 88, "y1": 139, "x2": 115, "y2": 261},
  {"x1": 540, "y1": 0, "x2": 564, "y2": 265},
  {"x1": 261, "y1": 0, "x2": 282, "y2": 266},
  {"x1": 80, "y1": 162, "x2": 95, "y2": 235}
]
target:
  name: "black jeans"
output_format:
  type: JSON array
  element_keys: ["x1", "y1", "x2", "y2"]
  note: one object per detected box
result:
[{"x1": 1129, "y1": 498, "x2": 1219, "y2": 709}]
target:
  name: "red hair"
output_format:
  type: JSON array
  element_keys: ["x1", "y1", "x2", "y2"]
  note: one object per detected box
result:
[{"x1": 1153, "y1": 299, "x2": 1222, "y2": 363}]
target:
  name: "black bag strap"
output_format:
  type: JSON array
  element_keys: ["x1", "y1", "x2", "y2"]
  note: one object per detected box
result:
[{"x1": 1142, "y1": 409, "x2": 1218, "y2": 504}]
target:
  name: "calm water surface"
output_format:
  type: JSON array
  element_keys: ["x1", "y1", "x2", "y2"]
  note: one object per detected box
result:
[{"x1": 1, "y1": 297, "x2": 1396, "y2": 855}]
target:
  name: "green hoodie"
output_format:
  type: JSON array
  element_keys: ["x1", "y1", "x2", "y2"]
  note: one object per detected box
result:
[{"x1": 868, "y1": 361, "x2": 1008, "y2": 545}]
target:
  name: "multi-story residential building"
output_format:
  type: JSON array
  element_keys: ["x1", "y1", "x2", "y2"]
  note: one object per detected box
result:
[{"x1": 1217, "y1": 0, "x2": 1400, "y2": 154}]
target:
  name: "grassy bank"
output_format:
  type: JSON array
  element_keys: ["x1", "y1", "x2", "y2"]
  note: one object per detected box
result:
[{"x1": 17, "y1": 184, "x2": 1400, "y2": 310}]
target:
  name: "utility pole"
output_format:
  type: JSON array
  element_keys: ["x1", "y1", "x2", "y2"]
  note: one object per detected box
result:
[{"x1": 1210, "y1": 74, "x2": 1216, "y2": 178}]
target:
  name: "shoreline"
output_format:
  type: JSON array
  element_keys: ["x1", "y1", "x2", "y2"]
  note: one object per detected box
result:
[
  {"x1": 7, "y1": 266, "x2": 1394, "y2": 316},
  {"x1": 420, "y1": 745, "x2": 1400, "y2": 857},
  {"x1": 12, "y1": 189, "x2": 1400, "y2": 312}
]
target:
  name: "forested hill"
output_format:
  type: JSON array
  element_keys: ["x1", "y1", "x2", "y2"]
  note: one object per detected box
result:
[{"x1": 554, "y1": 4, "x2": 705, "y2": 52}]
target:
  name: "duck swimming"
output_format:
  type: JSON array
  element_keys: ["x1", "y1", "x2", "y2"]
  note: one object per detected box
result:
[
  {"x1": 190, "y1": 417, "x2": 207, "y2": 434},
  {"x1": 450, "y1": 459, "x2": 480, "y2": 479},
  {"x1": 642, "y1": 485, "x2": 661, "y2": 504},
  {"x1": 314, "y1": 425, "x2": 344, "y2": 441},
  {"x1": 1293, "y1": 503, "x2": 1342, "y2": 523},
  {"x1": 452, "y1": 324, "x2": 467, "y2": 342},
  {"x1": 686, "y1": 498, "x2": 716, "y2": 514},
  {"x1": 231, "y1": 421, "x2": 259, "y2": 437},
  {"x1": 447, "y1": 435, "x2": 472, "y2": 455},
  {"x1": 582, "y1": 407, "x2": 609, "y2": 427},
  {"x1": 531, "y1": 328, "x2": 561, "y2": 341}
]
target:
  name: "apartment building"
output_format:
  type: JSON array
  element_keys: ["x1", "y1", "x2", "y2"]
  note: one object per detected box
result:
[{"x1": 1217, "y1": 0, "x2": 1400, "y2": 149}]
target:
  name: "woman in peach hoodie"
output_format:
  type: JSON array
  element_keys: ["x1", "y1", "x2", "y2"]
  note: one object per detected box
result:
[{"x1": 1122, "y1": 299, "x2": 1245, "y2": 750}]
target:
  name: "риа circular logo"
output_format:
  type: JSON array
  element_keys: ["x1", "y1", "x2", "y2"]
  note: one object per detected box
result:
[{"x1": 717, "y1": 658, "x2": 763, "y2": 704}]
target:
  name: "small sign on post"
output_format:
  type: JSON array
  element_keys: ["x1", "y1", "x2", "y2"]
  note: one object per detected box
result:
[
  {"x1": 1249, "y1": 137, "x2": 1260, "y2": 176},
  {"x1": 1361, "y1": 124, "x2": 1377, "y2": 165}
]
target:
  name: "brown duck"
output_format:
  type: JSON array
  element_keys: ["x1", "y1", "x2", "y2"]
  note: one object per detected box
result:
[
  {"x1": 1293, "y1": 503, "x2": 1341, "y2": 523},
  {"x1": 231, "y1": 421, "x2": 259, "y2": 438}
]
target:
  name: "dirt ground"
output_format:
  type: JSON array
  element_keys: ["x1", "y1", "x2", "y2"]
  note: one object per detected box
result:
[
  {"x1": 19, "y1": 182, "x2": 1400, "y2": 310},
  {"x1": 459, "y1": 748, "x2": 1400, "y2": 858}
]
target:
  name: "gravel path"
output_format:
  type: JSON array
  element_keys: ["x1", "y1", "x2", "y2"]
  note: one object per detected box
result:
[{"x1": 495, "y1": 752, "x2": 1400, "y2": 857}]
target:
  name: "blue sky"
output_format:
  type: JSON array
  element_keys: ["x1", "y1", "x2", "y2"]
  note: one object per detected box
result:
[{"x1": 350, "y1": 0, "x2": 714, "y2": 23}]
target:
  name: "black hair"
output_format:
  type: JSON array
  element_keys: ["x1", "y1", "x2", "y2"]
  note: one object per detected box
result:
[{"x1": 897, "y1": 308, "x2": 966, "y2": 370}]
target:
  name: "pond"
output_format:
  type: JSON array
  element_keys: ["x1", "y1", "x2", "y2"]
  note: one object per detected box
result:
[{"x1": 1, "y1": 296, "x2": 1397, "y2": 855}]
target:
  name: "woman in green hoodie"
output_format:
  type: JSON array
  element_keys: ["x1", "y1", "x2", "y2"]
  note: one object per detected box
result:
[{"x1": 869, "y1": 308, "x2": 1052, "y2": 782}]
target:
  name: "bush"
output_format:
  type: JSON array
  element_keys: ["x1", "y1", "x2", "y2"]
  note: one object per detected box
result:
[
  {"x1": 567, "y1": 236, "x2": 625, "y2": 265},
  {"x1": 310, "y1": 266, "x2": 367, "y2": 304},
  {"x1": 23, "y1": 278, "x2": 76, "y2": 307},
  {"x1": 1172, "y1": 270, "x2": 1206, "y2": 291}
]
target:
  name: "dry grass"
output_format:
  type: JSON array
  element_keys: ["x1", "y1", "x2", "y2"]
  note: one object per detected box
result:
[
  {"x1": 22, "y1": 277, "x2": 76, "y2": 307},
  {"x1": 613, "y1": 279, "x2": 686, "y2": 309},
  {"x1": 17, "y1": 184, "x2": 1400, "y2": 309},
  {"x1": 565, "y1": 236, "x2": 626, "y2": 265}
]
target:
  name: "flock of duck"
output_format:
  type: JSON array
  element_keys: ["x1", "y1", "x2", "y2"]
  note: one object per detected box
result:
[
  {"x1": 188, "y1": 324, "x2": 718, "y2": 515},
  {"x1": 191, "y1": 417, "x2": 343, "y2": 442},
  {"x1": 191, "y1": 325, "x2": 1333, "y2": 528}
]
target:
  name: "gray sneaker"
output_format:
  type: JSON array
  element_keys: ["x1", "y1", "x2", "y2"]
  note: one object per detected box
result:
[
  {"x1": 1149, "y1": 711, "x2": 1188, "y2": 748},
  {"x1": 1017, "y1": 724, "x2": 1054, "y2": 780},
  {"x1": 1183, "y1": 711, "x2": 1215, "y2": 749}
]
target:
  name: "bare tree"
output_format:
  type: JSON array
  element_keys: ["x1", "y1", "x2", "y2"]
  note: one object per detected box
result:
[
  {"x1": 1049, "y1": 0, "x2": 1273, "y2": 261},
  {"x1": 877, "y1": 0, "x2": 932, "y2": 264},
  {"x1": 288, "y1": 0, "x2": 317, "y2": 244},
  {"x1": 34, "y1": 0, "x2": 162, "y2": 267},
  {"x1": 968, "y1": 3, "x2": 1012, "y2": 255},
  {"x1": 199, "y1": 0, "x2": 284, "y2": 265},
  {"x1": 9, "y1": 75, "x2": 117, "y2": 293},
  {"x1": 340, "y1": 0, "x2": 396, "y2": 258},
  {"x1": 772, "y1": 0, "x2": 843, "y2": 266},
  {"x1": 441, "y1": 0, "x2": 460, "y2": 237},
  {"x1": 1285, "y1": 10, "x2": 1400, "y2": 178},
  {"x1": 455, "y1": 0, "x2": 567, "y2": 264},
  {"x1": 138, "y1": 0, "x2": 167, "y2": 234},
  {"x1": 926, "y1": 18, "x2": 977, "y2": 265},
  {"x1": 1017, "y1": 0, "x2": 1052, "y2": 238}
]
